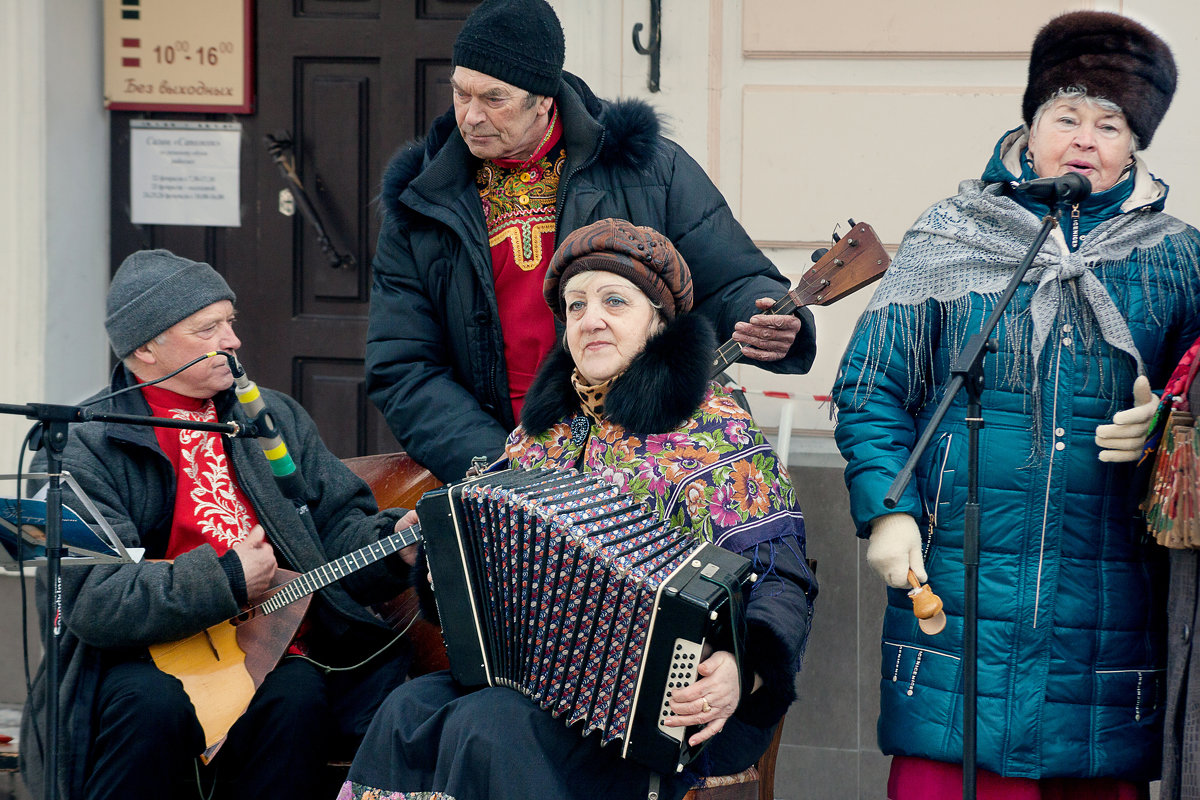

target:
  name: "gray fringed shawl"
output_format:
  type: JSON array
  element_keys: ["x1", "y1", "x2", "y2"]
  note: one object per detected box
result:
[{"x1": 842, "y1": 179, "x2": 1198, "y2": 415}]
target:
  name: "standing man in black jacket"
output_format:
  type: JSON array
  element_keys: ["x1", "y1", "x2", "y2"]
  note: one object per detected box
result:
[
  {"x1": 366, "y1": 0, "x2": 817, "y2": 483},
  {"x1": 22, "y1": 249, "x2": 420, "y2": 800}
]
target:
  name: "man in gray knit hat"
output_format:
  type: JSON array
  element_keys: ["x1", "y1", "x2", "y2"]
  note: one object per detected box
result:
[
  {"x1": 22, "y1": 249, "x2": 421, "y2": 800},
  {"x1": 365, "y1": 0, "x2": 817, "y2": 484}
]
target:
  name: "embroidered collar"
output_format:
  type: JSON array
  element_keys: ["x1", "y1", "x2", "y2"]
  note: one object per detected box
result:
[{"x1": 138, "y1": 379, "x2": 209, "y2": 414}]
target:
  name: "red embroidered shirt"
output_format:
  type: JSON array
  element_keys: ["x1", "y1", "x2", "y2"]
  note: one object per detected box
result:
[
  {"x1": 476, "y1": 105, "x2": 564, "y2": 421},
  {"x1": 141, "y1": 383, "x2": 259, "y2": 559}
]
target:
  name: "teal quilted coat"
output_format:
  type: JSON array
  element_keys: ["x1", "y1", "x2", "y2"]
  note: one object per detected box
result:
[{"x1": 833, "y1": 128, "x2": 1200, "y2": 780}]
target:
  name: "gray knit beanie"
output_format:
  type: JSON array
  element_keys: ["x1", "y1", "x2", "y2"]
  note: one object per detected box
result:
[{"x1": 105, "y1": 249, "x2": 236, "y2": 359}]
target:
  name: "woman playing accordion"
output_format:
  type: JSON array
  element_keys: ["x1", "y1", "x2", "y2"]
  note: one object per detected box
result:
[{"x1": 339, "y1": 218, "x2": 817, "y2": 800}]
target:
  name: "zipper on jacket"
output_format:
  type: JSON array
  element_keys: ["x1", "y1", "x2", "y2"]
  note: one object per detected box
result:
[
  {"x1": 554, "y1": 130, "x2": 606, "y2": 225},
  {"x1": 1033, "y1": 331, "x2": 1069, "y2": 629},
  {"x1": 921, "y1": 434, "x2": 954, "y2": 560}
]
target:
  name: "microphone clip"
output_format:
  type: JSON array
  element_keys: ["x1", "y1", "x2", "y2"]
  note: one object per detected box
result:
[{"x1": 1011, "y1": 173, "x2": 1092, "y2": 205}]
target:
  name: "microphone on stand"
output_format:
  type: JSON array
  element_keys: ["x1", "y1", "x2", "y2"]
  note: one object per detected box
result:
[
  {"x1": 221, "y1": 352, "x2": 308, "y2": 501},
  {"x1": 1012, "y1": 172, "x2": 1092, "y2": 205}
]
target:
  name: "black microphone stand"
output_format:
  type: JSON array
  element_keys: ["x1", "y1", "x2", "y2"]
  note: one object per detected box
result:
[
  {"x1": 0, "y1": 400, "x2": 246, "y2": 800},
  {"x1": 882, "y1": 202, "x2": 1068, "y2": 800}
]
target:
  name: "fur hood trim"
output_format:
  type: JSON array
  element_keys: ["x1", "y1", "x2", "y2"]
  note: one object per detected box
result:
[
  {"x1": 378, "y1": 72, "x2": 662, "y2": 227},
  {"x1": 521, "y1": 313, "x2": 716, "y2": 436}
]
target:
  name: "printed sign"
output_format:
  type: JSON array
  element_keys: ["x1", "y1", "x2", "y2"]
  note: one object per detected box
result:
[
  {"x1": 130, "y1": 120, "x2": 242, "y2": 227},
  {"x1": 103, "y1": 0, "x2": 253, "y2": 113}
]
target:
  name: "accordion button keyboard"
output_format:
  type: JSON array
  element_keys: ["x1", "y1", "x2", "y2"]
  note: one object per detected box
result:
[{"x1": 658, "y1": 638, "x2": 704, "y2": 742}]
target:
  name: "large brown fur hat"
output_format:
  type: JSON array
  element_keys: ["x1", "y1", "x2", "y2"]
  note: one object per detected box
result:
[{"x1": 1023, "y1": 11, "x2": 1176, "y2": 147}]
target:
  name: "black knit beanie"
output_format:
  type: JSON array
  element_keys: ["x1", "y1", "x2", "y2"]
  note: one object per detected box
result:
[
  {"x1": 106, "y1": 249, "x2": 236, "y2": 359},
  {"x1": 1023, "y1": 11, "x2": 1176, "y2": 147},
  {"x1": 453, "y1": 0, "x2": 565, "y2": 97}
]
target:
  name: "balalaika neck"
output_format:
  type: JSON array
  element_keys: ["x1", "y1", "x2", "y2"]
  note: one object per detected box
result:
[
  {"x1": 254, "y1": 524, "x2": 423, "y2": 617},
  {"x1": 710, "y1": 291, "x2": 802, "y2": 378}
]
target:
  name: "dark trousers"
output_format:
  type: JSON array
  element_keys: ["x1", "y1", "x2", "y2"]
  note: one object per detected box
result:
[{"x1": 84, "y1": 652, "x2": 408, "y2": 800}]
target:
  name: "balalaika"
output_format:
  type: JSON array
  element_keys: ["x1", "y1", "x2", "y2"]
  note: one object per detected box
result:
[{"x1": 417, "y1": 468, "x2": 756, "y2": 775}]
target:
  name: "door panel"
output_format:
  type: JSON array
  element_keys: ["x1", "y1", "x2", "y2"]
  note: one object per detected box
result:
[{"x1": 110, "y1": 1, "x2": 481, "y2": 461}]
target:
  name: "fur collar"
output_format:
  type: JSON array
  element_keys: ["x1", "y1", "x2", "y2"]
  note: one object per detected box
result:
[
  {"x1": 521, "y1": 313, "x2": 716, "y2": 436},
  {"x1": 379, "y1": 71, "x2": 662, "y2": 228}
]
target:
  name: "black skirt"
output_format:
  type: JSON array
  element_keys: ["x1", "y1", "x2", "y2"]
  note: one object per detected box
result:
[{"x1": 338, "y1": 671, "x2": 773, "y2": 800}]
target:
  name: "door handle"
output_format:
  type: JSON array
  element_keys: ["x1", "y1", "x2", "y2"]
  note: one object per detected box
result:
[{"x1": 264, "y1": 131, "x2": 356, "y2": 270}]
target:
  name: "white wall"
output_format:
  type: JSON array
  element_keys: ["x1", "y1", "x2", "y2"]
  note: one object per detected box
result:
[
  {"x1": 0, "y1": 1, "x2": 109, "y2": 478},
  {"x1": 43, "y1": 0, "x2": 110, "y2": 406},
  {"x1": 0, "y1": 1, "x2": 49, "y2": 477}
]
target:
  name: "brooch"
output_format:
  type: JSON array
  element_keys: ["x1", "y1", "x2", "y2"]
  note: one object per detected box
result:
[{"x1": 569, "y1": 415, "x2": 590, "y2": 446}]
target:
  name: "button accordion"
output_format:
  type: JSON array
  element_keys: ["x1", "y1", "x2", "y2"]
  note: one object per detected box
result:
[{"x1": 417, "y1": 467, "x2": 755, "y2": 775}]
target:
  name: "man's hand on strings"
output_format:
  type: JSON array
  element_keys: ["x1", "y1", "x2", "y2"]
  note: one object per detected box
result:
[
  {"x1": 232, "y1": 524, "x2": 277, "y2": 602},
  {"x1": 394, "y1": 509, "x2": 421, "y2": 567}
]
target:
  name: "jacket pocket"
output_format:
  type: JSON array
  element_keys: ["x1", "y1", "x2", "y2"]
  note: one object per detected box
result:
[
  {"x1": 882, "y1": 639, "x2": 962, "y2": 697},
  {"x1": 880, "y1": 639, "x2": 964, "y2": 756},
  {"x1": 1093, "y1": 667, "x2": 1165, "y2": 723}
]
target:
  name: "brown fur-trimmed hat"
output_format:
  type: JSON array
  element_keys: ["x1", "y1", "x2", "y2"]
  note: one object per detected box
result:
[
  {"x1": 1023, "y1": 11, "x2": 1176, "y2": 147},
  {"x1": 544, "y1": 218, "x2": 693, "y2": 322}
]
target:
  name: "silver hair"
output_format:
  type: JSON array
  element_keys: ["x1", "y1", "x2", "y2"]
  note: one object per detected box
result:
[{"x1": 1029, "y1": 87, "x2": 1141, "y2": 153}]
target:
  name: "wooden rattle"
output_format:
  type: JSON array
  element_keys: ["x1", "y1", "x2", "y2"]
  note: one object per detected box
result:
[{"x1": 907, "y1": 568, "x2": 946, "y2": 635}]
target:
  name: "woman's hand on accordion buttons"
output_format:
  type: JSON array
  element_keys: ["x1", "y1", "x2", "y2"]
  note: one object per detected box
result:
[
  {"x1": 666, "y1": 650, "x2": 741, "y2": 747},
  {"x1": 394, "y1": 510, "x2": 420, "y2": 567}
]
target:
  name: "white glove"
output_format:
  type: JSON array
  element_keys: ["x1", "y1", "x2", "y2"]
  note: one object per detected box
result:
[
  {"x1": 1095, "y1": 375, "x2": 1157, "y2": 463},
  {"x1": 867, "y1": 513, "x2": 926, "y2": 589}
]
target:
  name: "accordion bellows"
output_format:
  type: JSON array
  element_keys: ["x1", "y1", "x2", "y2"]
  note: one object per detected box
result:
[{"x1": 418, "y1": 468, "x2": 754, "y2": 775}]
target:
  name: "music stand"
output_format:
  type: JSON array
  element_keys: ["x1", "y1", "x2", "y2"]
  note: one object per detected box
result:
[
  {"x1": 0, "y1": 400, "x2": 245, "y2": 800},
  {"x1": 0, "y1": 472, "x2": 141, "y2": 567}
]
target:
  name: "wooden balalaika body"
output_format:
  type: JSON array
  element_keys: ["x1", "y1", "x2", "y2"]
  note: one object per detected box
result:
[{"x1": 417, "y1": 468, "x2": 755, "y2": 775}]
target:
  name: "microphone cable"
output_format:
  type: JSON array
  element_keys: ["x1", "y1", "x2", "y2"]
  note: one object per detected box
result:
[{"x1": 80, "y1": 350, "x2": 230, "y2": 407}]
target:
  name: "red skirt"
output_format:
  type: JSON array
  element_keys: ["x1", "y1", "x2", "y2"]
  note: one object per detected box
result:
[{"x1": 888, "y1": 756, "x2": 1150, "y2": 800}]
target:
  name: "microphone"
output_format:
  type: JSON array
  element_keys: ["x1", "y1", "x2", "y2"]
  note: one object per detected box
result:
[
  {"x1": 1013, "y1": 172, "x2": 1092, "y2": 205},
  {"x1": 222, "y1": 352, "x2": 308, "y2": 501}
]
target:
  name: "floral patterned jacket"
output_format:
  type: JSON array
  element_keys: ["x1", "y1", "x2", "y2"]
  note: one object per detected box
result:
[
  {"x1": 506, "y1": 386, "x2": 803, "y2": 556},
  {"x1": 502, "y1": 313, "x2": 816, "y2": 728}
]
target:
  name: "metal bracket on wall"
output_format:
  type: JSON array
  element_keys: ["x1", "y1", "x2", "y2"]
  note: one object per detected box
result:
[
  {"x1": 264, "y1": 131, "x2": 356, "y2": 270},
  {"x1": 631, "y1": 0, "x2": 662, "y2": 93}
]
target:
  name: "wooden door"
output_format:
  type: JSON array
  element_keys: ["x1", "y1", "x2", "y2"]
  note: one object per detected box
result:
[{"x1": 109, "y1": 0, "x2": 480, "y2": 459}]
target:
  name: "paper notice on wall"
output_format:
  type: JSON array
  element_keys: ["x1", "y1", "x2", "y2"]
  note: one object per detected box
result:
[{"x1": 130, "y1": 120, "x2": 241, "y2": 227}]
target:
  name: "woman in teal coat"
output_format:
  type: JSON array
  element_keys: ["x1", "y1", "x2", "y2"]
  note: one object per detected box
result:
[{"x1": 834, "y1": 11, "x2": 1200, "y2": 799}]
